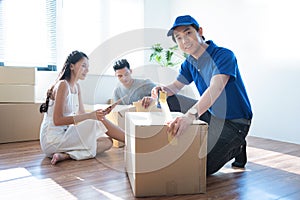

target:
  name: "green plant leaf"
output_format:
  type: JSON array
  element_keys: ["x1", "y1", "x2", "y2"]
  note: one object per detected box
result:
[
  {"x1": 149, "y1": 43, "x2": 184, "y2": 67},
  {"x1": 155, "y1": 55, "x2": 162, "y2": 63},
  {"x1": 152, "y1": 43, "x2": 163, "y2": 53},
  {"x1": 149, "y1": 52, "x2": 157, "y2": 61},
  {"x1": 169, "y1": 45, "x2": 178, "y2": 51},
  {"x1": 165, "y1": 50, "x2": 173, "y2": 62}
]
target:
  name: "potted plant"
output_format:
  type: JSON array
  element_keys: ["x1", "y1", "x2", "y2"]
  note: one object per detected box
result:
[{"x1": 149, "y1": 43, "x2": 186, "y2": 68}]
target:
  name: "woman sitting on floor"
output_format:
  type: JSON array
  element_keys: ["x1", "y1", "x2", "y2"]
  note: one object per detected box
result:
[{"x1": 39, "y1": 50, "x2": 124, "y2": 165}]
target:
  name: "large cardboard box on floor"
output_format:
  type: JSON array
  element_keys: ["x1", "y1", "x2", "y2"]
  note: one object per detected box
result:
[
  {"x1": 0, "y1": 103, "x2": 43, "y2": 143},
  {"x1": 125, "y1": 112, "x2": 208, "y2": 197}
]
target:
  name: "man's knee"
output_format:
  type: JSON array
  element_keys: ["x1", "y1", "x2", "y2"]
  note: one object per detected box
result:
[
  {"x1": 167, "y1": 94, "x2": 197, "y2": 113},
  {"x1": 167, "y1": 95, "x2": 181, "y2": 112}
]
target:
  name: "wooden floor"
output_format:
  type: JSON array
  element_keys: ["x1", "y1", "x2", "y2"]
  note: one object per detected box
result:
[{"x1": 1, "y1": 136, "x2": 300, "y2": 200}]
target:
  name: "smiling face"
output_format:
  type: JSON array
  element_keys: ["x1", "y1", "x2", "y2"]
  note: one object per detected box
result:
[
  {"x1": 173, "y1": 25, "x2": 205, "y2": 59},
  {"x1": 71, "y1": 57, "x2": 89, "y2": 81}
]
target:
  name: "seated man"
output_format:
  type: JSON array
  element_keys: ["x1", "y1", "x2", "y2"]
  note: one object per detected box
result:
[{"x1": 112, "y1": 59, "x2": 156, "y2": 105}]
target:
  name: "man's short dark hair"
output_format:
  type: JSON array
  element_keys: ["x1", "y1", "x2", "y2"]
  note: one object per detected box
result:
[{"x1": 113, "y1": 59, "x2": 130, "y2": 71}]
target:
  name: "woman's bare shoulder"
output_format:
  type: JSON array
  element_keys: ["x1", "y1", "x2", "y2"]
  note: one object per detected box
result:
[{"x1": 54, "y1": 80, "x2": 69, "y2": 95}]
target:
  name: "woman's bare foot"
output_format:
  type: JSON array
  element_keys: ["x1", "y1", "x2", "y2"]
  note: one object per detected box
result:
[
  {"x1": 97, "y1": 137, "x2": 113, "y2": 154},
  {"x1": 51, "y1": 152, "x2": 70, "y2": 165}
]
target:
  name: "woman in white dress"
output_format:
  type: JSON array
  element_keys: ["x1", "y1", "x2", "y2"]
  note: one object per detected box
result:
[{"x1": 39, "y1": 50, "x2": 124, "y2": 165}]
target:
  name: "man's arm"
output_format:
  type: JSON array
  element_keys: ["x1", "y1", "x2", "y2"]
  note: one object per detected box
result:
[
  {"x1": 142, "y1": 80, "x2": 185, "y2": 108},
  {"x1": 168, "y1": 74, "x2": 230, "y2": 136},
  {"x1": 193, "y1": 74, "x2": 229, "y2": 118},
  {"x1": 151, "y1": 80, "x2": 185, "y2": 98}
]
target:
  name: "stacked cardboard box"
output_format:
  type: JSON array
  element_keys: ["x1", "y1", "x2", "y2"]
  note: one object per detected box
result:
[
  {"x1": 0, "y1": 103, "x2": 43, "y2": 143},
  {"x1": 0, "y1": 67, "x2": 42, "y2": 143},
  {"x1": 0, "y1": 67, "x2": 36, "y2": 102}
]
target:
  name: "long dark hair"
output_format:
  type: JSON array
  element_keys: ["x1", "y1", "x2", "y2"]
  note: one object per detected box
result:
[{"x1": 39, "y1": 50, "x2": 88, "y2": 113}]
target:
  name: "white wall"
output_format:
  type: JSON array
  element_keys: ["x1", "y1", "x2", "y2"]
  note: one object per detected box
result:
[
  {"x1": 144, "y1": 0, "x2": 300, "y2": 144},
  {"x1": 35, "y1": 72, "x2": 118, "y2": 105}
]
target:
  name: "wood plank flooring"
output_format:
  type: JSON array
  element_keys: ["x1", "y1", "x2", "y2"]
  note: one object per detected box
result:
[{"x1": 1, "y1": 136, "x2": 300, "y2": 200}]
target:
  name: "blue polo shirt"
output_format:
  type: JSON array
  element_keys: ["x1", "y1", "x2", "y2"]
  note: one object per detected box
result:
[{"x1": 177, "y1": 40, "x2": 252, "y2": 120}]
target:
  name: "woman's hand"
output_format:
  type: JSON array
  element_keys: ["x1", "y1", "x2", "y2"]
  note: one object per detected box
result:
[
  {"x1": 95, "y1": 109, "x2": 107, "y2": 121},
  {"x1": 167, "y1": 114, "x2": 194, "y2": 137},
  {"x1": 103, "y1": 105, "x2": 113, "y2": 115}
]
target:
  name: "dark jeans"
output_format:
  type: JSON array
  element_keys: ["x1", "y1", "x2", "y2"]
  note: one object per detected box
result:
[
  {"x1": 167, "y1": 94, "x2": 198, "y2": 113},
  {"x1": 167, "y1": 94, "x2": 251, "y2": 175}
]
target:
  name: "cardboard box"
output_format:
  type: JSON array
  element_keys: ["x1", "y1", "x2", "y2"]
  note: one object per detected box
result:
[
  {"x1": 0, "y1": 67, "x2": 36, "y2": 103},
  {"x1": 132, "y1": 100, "x2": 161, "y2": 112},
  {"x1": 106, "y1": 104, "x2": 136, "y2": 130},
  {"x1": 93, "y1": 104, "x2": 136, "y2": 147},
  {"x1": 0, "y1": 67, "x2": 36, "y2": 85},
  {"x1": 0, "y1": 103, "x2": 43, "y2": 143},
  {"x1": 125, "y1": 112, "x2": 208, "y2": 197},
  {"x1": 0, "y1": 85, "x2": 35, "y2": 102}
]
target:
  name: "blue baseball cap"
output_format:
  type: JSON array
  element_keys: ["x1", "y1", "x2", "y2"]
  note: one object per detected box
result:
[{"x1": 167, "y1": 15, "x2": 200, "y2": 36}]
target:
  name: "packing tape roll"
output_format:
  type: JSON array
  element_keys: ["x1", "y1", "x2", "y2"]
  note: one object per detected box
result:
[{"x1": 167, "y1": 131, "x2": 178, "y2": 145}]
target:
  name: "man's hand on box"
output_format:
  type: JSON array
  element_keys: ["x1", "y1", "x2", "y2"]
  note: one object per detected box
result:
[{"x1": 166, "y1": 115, "x2": 194, "y2": 137}]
